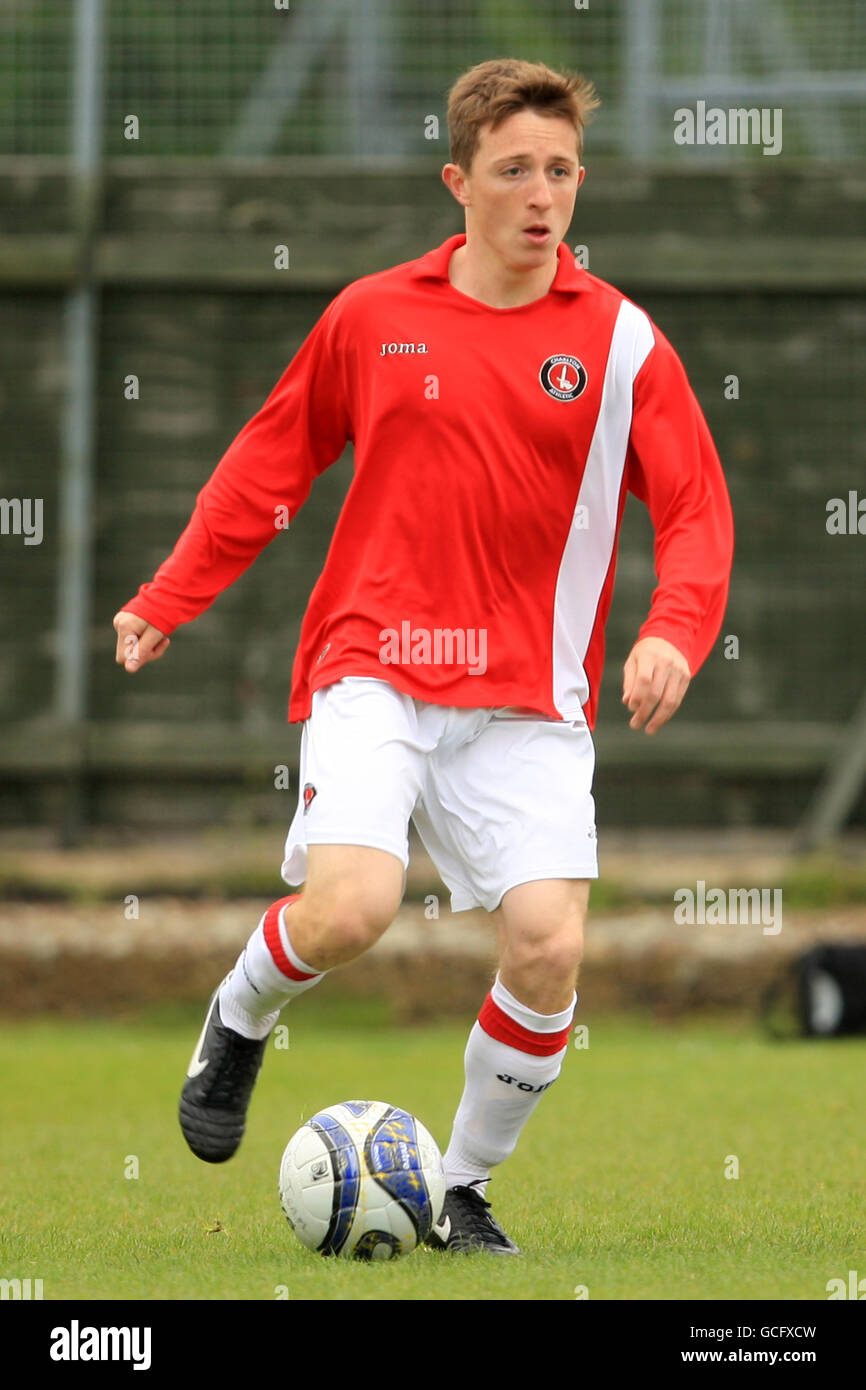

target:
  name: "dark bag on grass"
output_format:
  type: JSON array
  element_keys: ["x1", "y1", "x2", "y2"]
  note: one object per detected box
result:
[{"x1": 761, "y1": 943, "x2": 866, "y2": 1039}]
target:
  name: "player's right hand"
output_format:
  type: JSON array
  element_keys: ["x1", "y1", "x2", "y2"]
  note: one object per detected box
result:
[{"x1": 112, "y1": 610, "x2": 170, "y2": 673}]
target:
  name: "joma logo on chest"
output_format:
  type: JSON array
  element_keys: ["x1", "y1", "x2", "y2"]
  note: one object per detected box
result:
[{"x1": 379, "y1": 341, "x2": 429, "y2": 356}]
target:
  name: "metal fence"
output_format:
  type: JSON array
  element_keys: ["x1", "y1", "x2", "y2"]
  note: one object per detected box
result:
[{"x1": 1, "y1": 0, "x2": 865, "y2": 160}]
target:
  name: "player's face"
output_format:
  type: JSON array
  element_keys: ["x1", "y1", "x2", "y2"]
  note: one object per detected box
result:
[{"x1": 460, "y1": 110, "x2": 584, "y2": 268}]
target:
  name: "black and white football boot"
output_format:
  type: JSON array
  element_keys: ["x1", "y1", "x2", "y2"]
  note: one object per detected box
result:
[
  {"x1": 427, "y1": 1180, "x2": 521, "y2": 1256},
  {"x1": 178, "y1": 978, "x2": 269, "y2": 1163}
]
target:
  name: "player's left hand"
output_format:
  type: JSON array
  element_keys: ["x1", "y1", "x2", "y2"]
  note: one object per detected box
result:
[{"x1": 622, "y1": 636, "x2": 690, "y2": 735}]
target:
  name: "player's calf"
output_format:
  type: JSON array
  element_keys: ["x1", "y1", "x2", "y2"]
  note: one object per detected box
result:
[
  {"x1": 180, "y1": 848, "x2": 404, "y2": 1163},
  {"x1": 180, "y1": 893, "x2": 320, "y2": 1163},
  {"x1": 429, "y1": 968, "x2": 577, "y2": 1254}
]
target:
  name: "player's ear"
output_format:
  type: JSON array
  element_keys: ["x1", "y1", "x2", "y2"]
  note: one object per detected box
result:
[
  {"x1": 442, "y1": 163, "x2": 470, "y2": 207},
  {"x1": 577, "y1": 165, "x2": 586, "y2": 189}
]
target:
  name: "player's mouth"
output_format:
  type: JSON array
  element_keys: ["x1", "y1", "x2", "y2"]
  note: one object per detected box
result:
[{"x1": 522, "y1": 224, "x2": 551, "y2": 245}]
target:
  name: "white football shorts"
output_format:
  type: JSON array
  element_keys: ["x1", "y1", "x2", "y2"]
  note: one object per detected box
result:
[{"x1": 281, "y1": 676, "x2": 598, "y2": 913}]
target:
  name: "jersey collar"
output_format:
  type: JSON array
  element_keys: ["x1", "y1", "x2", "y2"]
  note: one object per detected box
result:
[{"x1": 409, "y1": 233, "x2": 590, "y2": 295}]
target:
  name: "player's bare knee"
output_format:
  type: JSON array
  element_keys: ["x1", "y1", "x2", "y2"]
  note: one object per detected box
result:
[
  {"x1": 503, "y1": 926, "x2": 583, "y2": 984},
  {"x1": 324, "y1": 905, "x2": 390, "y2": 960},
  {"x1": 542, "y1": 929, "x2": 583, "y2": 979},
  {"x1": 303, "y1": 847, "x2": 403, "y2": 932},
  {"x1": 292, "y1": 889, "x2": 395, "y2": 966}
]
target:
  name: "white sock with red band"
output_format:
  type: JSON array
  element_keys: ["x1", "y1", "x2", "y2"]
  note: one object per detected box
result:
[
  {"x1": 219, "y1": 895, "x2": 326, "y2": 1039},
  {"x1": 442, "y1": 974, "x2": 576, "y2": 1189}
]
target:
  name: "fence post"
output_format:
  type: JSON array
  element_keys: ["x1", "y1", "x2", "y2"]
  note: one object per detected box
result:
[{"x1": 55, "y1": 0, "x2": 105, "y2": 841}]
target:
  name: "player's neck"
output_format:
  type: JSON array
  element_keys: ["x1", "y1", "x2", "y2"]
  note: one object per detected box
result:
[{"x1": 448, "y1": 239, "x2": 558, "y2": 309}]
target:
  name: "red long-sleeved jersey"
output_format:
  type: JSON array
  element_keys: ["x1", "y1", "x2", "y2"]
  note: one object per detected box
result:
[{"x1": 122, "y1": 234, "x2": 734, "y2": 727}]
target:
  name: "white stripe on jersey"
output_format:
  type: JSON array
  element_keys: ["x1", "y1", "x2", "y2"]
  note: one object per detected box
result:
[{"x1": 552, "y1": 300, "x2": 656, "y2": 717}]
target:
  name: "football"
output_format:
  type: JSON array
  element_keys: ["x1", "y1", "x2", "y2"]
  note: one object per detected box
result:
[{"x1": 279, "y1": 1100, "x2": 446, "y2": 1260}]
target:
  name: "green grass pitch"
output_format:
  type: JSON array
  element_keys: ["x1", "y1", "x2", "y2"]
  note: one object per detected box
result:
[{"x1": 1, "y1": 1000, "x2": 863, "y2": 1301}]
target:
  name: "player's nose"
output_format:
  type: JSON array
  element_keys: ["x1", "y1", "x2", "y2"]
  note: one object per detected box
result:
[{"x1": 526, "y1": 171, "x2": 554, "y2": 209}]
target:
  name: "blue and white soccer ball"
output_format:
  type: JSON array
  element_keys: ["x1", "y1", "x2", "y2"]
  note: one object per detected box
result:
[{"x1": 279, "y1": 1100, "x2": 446, "y2": 1260}]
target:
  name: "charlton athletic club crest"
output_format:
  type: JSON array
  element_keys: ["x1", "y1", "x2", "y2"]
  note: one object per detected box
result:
[
  {"x1": 303, "y1": 783, "x2": 317, "y2": 814},
  {"x1": 539, "y1": 354, "x2": 588, "y2": 402}
]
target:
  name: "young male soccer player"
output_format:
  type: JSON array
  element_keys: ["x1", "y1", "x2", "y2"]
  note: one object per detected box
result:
[{"x1": 113, "y1": 59, "x2": 734, "y2": 1255}]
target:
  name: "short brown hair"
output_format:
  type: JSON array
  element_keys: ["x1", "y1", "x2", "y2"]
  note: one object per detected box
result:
[{"x1": 447, "y1": 58, "x2": 600, "y2": 172}]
